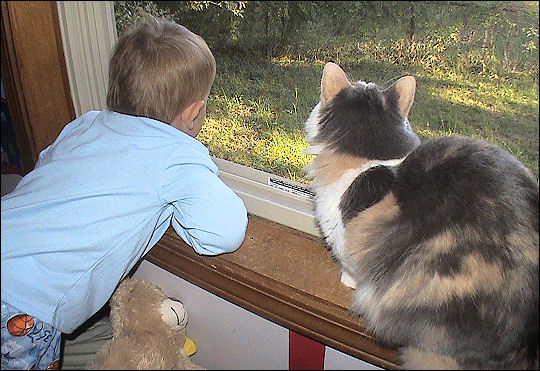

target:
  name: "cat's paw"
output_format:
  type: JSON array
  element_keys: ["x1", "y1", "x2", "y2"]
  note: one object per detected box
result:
[{"x1": 340, "y1": 271, "x2": 357, "y2": 289}]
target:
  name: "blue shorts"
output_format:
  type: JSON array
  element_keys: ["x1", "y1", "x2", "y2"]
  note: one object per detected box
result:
[{"x1": 1, "y1": 301, "x2": 61, "y2": 370}]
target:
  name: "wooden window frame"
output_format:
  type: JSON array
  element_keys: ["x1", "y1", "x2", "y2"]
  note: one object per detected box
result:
[{"x1": 1, "y1": 0, "x2": 75, "y2": 174}]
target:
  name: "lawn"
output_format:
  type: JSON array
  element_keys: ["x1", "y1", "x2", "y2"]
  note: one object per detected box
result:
[{"x1": 199, "y1": 48, "x2": 539, "y2": 183}]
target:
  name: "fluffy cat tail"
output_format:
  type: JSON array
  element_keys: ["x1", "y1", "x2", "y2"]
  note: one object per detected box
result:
[
  {"x1": 400, "y1": 346, "x2": 539, "y2": 370},
  {"x1": 400, "y1": 347, "x2": 460, "y2": 370}
]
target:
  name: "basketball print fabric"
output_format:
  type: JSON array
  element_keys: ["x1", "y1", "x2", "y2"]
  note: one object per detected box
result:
[
  {"x1": 1, "y1": 301, "x2": 61, "y2": 370},
  {"x1": 7, "y1": 314, "x2": 35, "y2": 337}
]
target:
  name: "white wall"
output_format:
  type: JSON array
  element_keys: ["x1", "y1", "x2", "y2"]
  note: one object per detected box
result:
[
  {"x1": 133, "y1": 260, "x2": 289, "y2": 369},
  {"x1": 133, "y1": 260, "x2": 382, "y2": 370}
]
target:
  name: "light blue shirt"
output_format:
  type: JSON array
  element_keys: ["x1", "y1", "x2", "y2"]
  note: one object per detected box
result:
[{"x1": 1, "y1": 110, "x2": 248, "y2": 333}]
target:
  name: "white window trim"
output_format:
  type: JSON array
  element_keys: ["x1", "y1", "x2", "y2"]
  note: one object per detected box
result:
[
  {"x1": 56, "y1": 1, "x2": 117, "y2": 117},
  {"x1": 56, "y1": 1, "x2": 320, "y2": 237}
]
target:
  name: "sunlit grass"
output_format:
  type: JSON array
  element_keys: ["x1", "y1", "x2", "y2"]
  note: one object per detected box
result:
[
  {"x1": 411, "y1": 67, "x2": 539, "y2": 177},
  {"x1": 419, "y1": 68, "x2": 538, "y2": 117},
  {"x1": 199, "y1": 51, "x2": 539, "y2": 182},
  {"x1": 199, "y1": 91, "x2": 312, "y2": 182}
]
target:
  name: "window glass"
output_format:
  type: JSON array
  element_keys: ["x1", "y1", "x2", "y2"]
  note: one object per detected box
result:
[{"x1": 113, "y1": 1, "x2": 539, "y2": 182}]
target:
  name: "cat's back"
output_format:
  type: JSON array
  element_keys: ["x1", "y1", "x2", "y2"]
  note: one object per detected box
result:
[
  {"x1": 393, "y1": 134, "x2": 538, "y2": 236},
  {"x1": 358, "y1": 134, "x2": 539, "y2": 368}
]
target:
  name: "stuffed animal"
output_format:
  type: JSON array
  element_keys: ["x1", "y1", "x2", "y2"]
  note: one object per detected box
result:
[{"x1": 88, "y1": 277, "x2": 204, "y2": 370}]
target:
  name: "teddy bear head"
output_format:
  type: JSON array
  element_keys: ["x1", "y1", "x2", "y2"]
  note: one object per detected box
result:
[
  {"x1": 108, "y1": 278, "x2": 188, "y2": 347},
  {"x1": 90, "y1": 278, "x2": 204, "y2": 369}
]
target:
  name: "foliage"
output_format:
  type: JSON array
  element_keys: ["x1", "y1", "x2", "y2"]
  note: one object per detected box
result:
[{"x1": 115, "y1": 1, "x2": 539, "y2": 75}]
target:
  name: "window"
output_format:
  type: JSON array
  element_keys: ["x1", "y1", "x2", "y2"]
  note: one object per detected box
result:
[
  {"x1": 56, "y1": 1, "x2": 319, "y2": 236},
  {"x1": 56, "y1": 1, "x2": 539, "y2": 236}
]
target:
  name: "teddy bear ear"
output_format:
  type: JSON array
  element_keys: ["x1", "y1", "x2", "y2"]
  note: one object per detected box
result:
[
  {"x1": 161, "y1": 298, "x2": 188, "y2": 330},
  {"x1": 111, "y1": 278, "x2": 136, "y2": 306}
]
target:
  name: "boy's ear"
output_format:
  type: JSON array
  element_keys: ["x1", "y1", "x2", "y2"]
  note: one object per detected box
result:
[{"x1": 181, "y1": 100, "x2": 205, "y2": 130}]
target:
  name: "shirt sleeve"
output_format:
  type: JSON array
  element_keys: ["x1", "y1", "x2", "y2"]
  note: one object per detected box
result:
[{"x1": 159, "y1": 152, "x2": 248, "y2": 256}]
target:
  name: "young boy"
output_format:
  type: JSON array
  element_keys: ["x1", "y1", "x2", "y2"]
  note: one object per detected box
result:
[{"x1": 1, "y1": 15, "x2": 248, "y2": 370}]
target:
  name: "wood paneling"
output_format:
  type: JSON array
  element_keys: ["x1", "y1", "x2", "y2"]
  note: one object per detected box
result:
[{"x1": 1, "y1": 1, "x2": 74, "y2": 172}]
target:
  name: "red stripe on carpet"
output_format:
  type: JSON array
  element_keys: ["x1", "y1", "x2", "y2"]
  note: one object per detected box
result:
[{"x1": 289, "y1": 331, "x2": 325, "y2": 370}]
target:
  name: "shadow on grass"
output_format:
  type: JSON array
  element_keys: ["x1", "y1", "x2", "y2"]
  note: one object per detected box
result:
[{"x1": 205, "y1": 54, "x2": 538, "y2": 181}]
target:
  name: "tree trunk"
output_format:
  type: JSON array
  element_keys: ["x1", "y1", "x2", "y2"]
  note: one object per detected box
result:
[{"x1": 409, "y1": 2, "x2": 416, "y2": 42}]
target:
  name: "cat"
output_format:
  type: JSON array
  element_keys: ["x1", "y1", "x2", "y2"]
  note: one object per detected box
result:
[{"x1": 304, "y1": 62, "x2": 539, "y2": 369}]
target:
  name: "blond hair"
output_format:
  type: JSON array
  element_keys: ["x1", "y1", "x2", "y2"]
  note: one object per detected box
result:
[{"x1": 107, "y1": 15, "x2": 216, "y2": 124}]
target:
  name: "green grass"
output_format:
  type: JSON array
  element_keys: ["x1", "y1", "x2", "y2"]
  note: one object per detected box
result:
[{"x1": 199, "y1": 45, "x2": 539, "y2": 183}]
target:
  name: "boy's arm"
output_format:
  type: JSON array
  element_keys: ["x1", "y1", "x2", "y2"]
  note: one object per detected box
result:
[{"x1": 161, "y1": 164, "x2": 248, "y2": 256}]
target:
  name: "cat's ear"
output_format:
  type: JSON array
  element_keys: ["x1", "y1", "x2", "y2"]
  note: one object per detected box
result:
[
  {"x1": 387, "y1": 76, "x2": 416, "y2": 118},
  {"x1": 321, "y1": 62, "x2": 351, "y2": 106}
]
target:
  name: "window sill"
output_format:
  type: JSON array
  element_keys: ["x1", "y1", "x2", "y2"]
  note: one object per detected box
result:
[{"x1": 145, "y1": 214, "x2": 399, "y2": 369}]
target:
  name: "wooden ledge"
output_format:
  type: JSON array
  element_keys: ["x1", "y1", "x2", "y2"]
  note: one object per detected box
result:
[{"x1": 145, "y1": 214, "x2": 399, "y2": 369}]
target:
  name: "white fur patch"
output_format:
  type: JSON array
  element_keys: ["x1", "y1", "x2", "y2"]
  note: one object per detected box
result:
[
  {"x1": 354, "y1": 283, "x2": 375, "y2": 309},
  {"x1": 303, "y1": 145, "x2": 324, "y2": 155},
  {"x1": 340, "y1": 270, "x2": 357, "y2": 289},
  {"x1": 304, "y1": 102, "x2": 322, "y2": 143},
  {"x1": 310, "y1": 156, "x2": 406, "y2": 289}
]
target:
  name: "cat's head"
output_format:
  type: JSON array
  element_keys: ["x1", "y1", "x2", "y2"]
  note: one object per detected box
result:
[{"x1": 304, "y1": 62, "x2": 420, "y2": 160}]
